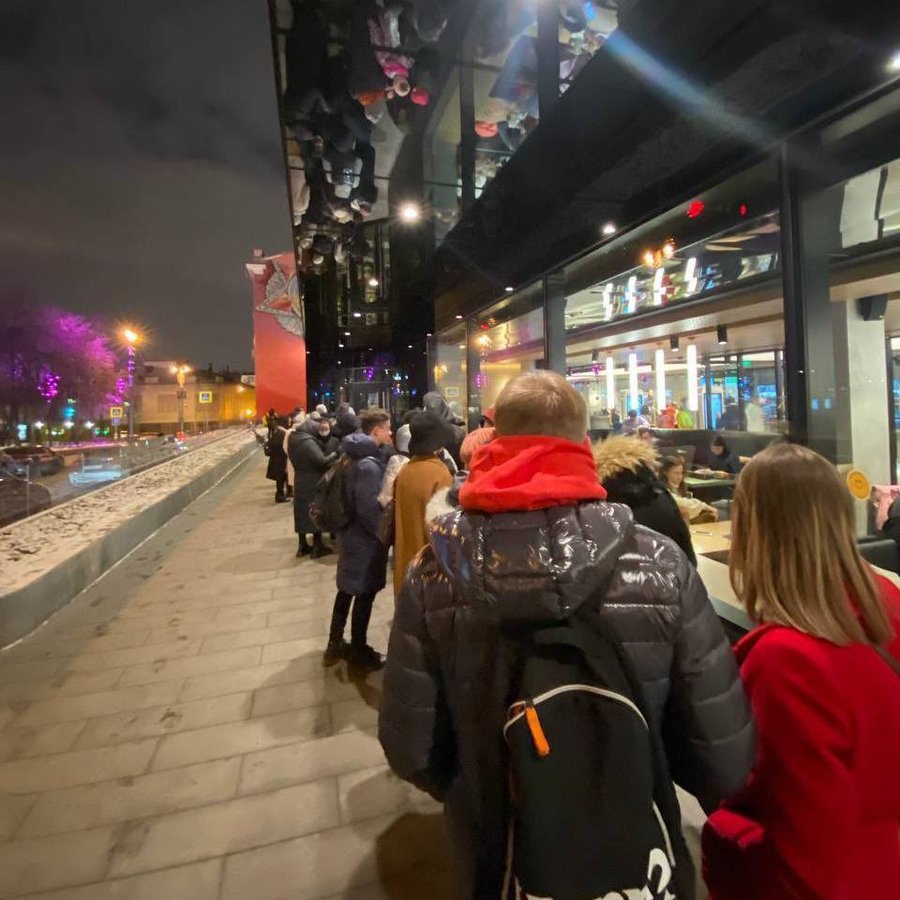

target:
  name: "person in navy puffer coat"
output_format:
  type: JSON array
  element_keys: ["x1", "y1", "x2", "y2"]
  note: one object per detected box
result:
[{"x1": 326, "y1": 409, "x2": 394, "y2": 674}]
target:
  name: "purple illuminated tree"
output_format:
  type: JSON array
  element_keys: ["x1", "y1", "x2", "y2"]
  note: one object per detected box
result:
[{"x1": 0, "y1": 296, "x2": 126, "y2": 442}]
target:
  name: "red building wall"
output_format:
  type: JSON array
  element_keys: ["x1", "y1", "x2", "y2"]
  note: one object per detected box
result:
[{"x1": 245, "y1": 251, "x2": 306, "y2": 416}]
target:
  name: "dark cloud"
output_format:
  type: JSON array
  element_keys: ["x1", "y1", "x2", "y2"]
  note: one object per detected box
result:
[{"x1": 0, "y1": 0, "x2": 293, "y2": 370}]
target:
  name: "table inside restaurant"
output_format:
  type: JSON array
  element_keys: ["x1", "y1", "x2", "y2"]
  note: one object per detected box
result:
[
  {"x1": 688, "y1": 520, "x2": 732, "y2": 556},
  {"x1": 688, "y1": 523, "x2": 900, "y2": 634},
  {"x1": 685, "y1": 473, "x2": 737, "y2": 503}
]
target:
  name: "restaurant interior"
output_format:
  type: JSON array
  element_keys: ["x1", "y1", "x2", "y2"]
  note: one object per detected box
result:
[{"x1": 430, "y1": 144, "x2": 900, "y2": 625}]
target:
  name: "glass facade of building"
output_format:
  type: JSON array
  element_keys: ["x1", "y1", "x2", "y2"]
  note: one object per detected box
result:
[
  {"x1": 430, "y1": 96, "x2": 900, "y2": 535},
  {"x1": 425, "y1": 0, "x2": 621, "y2": 247}
]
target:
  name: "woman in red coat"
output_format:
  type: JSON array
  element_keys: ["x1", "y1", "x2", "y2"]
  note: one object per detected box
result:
[{"x1": 703, "y1": 443, "x2": 900, "y2": 899}]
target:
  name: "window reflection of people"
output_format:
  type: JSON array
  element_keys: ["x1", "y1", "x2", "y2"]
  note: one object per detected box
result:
[
  {"x1": 660, "y1": 456, "x2": 719, "y2": 524},
  {"x1": 745, "y1": 396, "x2": 764, "y2": 432},
  {"x1": 622, "y1": 409, "x2": 650, "y2": 434},
  {"x1": 709, "y1": 436, "x2": 742, "y2": 475},
  {"x1": 676, "y1": 398, "x2": 695, "y2": 430},
  {"x1": 717, "y1": 397, "x2": 747, "y2": 431}
]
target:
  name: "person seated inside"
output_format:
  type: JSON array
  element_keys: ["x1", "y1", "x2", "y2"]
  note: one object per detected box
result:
[
  {"x1": 660, "y1": 455, "x2": 719, "y2": 525},
  {"x1": 700, "y1": 436, "x2": 742, "y2": 477}
]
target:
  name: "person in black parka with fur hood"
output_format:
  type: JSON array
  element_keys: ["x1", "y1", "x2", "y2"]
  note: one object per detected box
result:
[{"x1": 593, "y1": 434, "x2": 697, "y2": 565}]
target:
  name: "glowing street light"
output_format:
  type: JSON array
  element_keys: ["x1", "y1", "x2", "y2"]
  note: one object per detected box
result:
[
  {"x1": 398, "y1": 202, "x2": 420, "y2": 222},
  {"x1": 171, "y1": 364, "x2": 191, "y2": 385},
  {"x1": 602, "y1": 222, "x2": 617, "y2": 236},
  {"x1": 368, "y1": 277, "x2": 379, "y2": 288},
  {"x1": 122, "y1": 327, "x2": 140, "y2": 345},
  {"x1": 889, "y1": 51, "x2": 900, "y2": 72}
]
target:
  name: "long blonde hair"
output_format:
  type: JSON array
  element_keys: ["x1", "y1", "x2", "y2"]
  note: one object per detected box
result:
[{"x1": 729, "y1": 443, "x2": 892, "y2": 645}]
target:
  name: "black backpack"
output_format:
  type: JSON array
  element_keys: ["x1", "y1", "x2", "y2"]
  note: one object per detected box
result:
[
  {"x1": 308, "y1": 455, "x2": 353, "y2": 533},
  {"x1": 502, "y1": 618, "x2": 692, "y2": 900}
]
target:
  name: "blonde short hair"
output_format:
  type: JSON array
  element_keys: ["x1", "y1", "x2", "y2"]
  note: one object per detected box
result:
[
  {"x1": 730, "y1": 443, "x2": 892, "y2": 645},
  {"x1": 494, "y1": 371, "x2": 588, "y2": 444}
]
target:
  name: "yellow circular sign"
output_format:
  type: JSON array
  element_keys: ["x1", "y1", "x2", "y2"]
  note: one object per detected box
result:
[{"x1": 846, "y1": 469, "x2": 871, "y2": 500}]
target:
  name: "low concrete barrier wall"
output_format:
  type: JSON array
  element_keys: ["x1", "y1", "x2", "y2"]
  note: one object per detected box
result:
[{"x1": 1, "y1": 435, "x2": 257, "y2": 648}]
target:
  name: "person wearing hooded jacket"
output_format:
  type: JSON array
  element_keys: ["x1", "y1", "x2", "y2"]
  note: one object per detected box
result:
[
  {"x1": 288, "y1": 418, "x2": 339, "y2": 558},
  {"x1": 594, "y1": 434, "x2": 697, "y2": 565},
  {"x1": 378, "y1": 420, "x2": 412, "y2": 508},
  {"x1": 327, "y1": 408, "x2": 394, "y2": 673},
  {"x1": 379, "y1": 371, "x2": 754, "y2": 899},
  {"x1": 422, "y1": 390, "x2": 465, "y2": 467},
  {"x1": 391, "y1": 412, "x2": 454, "y2": 598}
]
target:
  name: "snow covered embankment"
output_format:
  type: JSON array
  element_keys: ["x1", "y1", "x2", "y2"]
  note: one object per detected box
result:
[{"x1": 1, "y1": 430, "x2": 256, "y2": 600}]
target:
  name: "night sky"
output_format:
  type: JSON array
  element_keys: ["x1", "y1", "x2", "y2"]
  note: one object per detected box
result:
[{"x1": 1, "y1": 0, "x2": 293, "y2": 372}]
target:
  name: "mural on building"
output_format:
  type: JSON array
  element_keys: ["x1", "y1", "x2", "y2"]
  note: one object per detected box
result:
[{"x1": 245, "y1": 251, "x2": 307, "y2": 416}]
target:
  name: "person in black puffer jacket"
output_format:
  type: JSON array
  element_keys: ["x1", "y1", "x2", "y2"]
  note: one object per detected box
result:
[
  {"x1": 379, "y1": 372, "x2": 754, "y2": 900},
  {"x1": 288, "y1": 418, "x2": 339, "y2": 558},
  {"x1": 264, "y1": 417, "x2": 290, "y2": 503},
  {"x1": 593, "y1": 434, "x2": 697, "y2": 565}
]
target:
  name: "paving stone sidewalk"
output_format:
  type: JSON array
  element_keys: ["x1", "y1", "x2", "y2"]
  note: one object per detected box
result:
[{"x1": 0, "y1": 454, "x2": 457, "y2": 900}]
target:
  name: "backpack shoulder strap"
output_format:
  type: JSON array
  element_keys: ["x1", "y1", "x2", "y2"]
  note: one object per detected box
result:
[{"x1": 872, "y1": 642, "x2": 900, "y2": 676}]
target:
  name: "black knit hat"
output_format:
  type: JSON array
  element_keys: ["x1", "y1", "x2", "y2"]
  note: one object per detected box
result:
[
  {"x1": 334, "y1": 410, "x2": 359, "y2": 439},
  {"x1": 408, "y1": 410, "x2": 456, "y2": 456}
]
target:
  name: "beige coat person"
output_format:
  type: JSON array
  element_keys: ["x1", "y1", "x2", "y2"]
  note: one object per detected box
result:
[{"x1": 392, "y1": 454, "x2": 452, "y2": 597}]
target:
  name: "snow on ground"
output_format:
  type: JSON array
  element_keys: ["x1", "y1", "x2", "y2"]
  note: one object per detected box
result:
[{"x1": 1, "y1": 430, "x2": 257, "y2": 594}]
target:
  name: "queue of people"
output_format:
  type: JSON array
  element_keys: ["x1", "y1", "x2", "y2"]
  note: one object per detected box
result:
[{"x1": 262, "y1": 375, "x2": 899, "y2": 899}]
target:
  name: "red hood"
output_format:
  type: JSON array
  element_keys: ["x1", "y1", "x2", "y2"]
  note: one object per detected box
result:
[{"x1": 459, "y1": 435, "x2": 606, "y2": 513}]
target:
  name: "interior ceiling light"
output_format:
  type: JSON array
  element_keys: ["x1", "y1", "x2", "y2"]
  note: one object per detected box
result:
[
  {"x1": 399, "y1": 202, "x2": 420, "y2": 222},
  {"x1": 717, "y1": 324, "x2": 728, "y2": 345},
  {"x1": 889, "y1": 51, "x2": 900, "y2": 72},
  {"x1": 505, "y1": 286, "x2": 514, "y2": 293},
  {"x1": 344, "y1": 331, "x2": 351, "y2": 336},
  {"x1": 455, "y1": 314, "x2": 464, "y2": 320},
  {"x1": 368, "y1": 278, "x2": 379, "y2": 287},
  {"x1": 353, "y1": 312, "x2": 362, "y2": 318},
  {"x1": 642, "y1": 250, "x2": 655, "y2": 268},
  {"x1": 602, "y1": 222, "x2": 616, "y2": 236}
]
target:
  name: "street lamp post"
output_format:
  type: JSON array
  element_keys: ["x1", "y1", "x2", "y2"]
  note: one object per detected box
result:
[
  {"x1": 172, "y1": 364, "x2": 191, "y2": 437},
  {"x1": 122, "y1": 327, "x2": 141, "y2": 442}
]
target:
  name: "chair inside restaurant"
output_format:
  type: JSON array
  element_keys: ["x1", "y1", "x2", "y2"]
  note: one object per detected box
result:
[
  {"x1": 857, "y1": 538, "x2": 900, "y2": 576},
  {"x1": 671, "y1": 445, "x2": 696, "y2": 471}
]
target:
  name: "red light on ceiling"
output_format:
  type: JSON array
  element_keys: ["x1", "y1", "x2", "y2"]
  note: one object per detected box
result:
[
  {"x1": 739, "y1": 203, "x2": 748, "y2": 217},
  {"x1": 687, "y1": 200, "x2": 705, "y2": 219}
]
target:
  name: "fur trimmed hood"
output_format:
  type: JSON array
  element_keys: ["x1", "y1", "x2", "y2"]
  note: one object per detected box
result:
[{"x1": 592, "y1": 434, "x2": 659, "y2": 483}]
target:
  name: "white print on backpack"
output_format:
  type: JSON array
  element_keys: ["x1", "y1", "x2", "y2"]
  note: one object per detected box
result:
[{"x1": 517, "y1": 847, "x2": 674, "y2": 900}]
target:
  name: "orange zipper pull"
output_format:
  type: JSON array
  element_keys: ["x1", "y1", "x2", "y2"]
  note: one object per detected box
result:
[{"x1": 525, "y1": 703, "x2": 550, "y2": 758}]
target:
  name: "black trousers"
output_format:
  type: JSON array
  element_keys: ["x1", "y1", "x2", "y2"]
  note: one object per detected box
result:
[
  {"x1": 329, "y1": 590, "x2": 375, "y2": 647},
  {"x1": 274, "y1": 475, "x2": 287, "y2": 499}
]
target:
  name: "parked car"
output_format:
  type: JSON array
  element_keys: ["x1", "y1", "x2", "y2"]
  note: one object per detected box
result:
[
  {"x1": 69, "y1": 450, "x2": 124, "y2": 486},
  {"x1": 0, "y1": 451, "x2": 26, "y2": 477},
  {"x1": 1, "y1": 444, "x2": 65, "y2": 476},
  {"x1": 0, "y1": 472, "x2": 52, "y2": 526}
]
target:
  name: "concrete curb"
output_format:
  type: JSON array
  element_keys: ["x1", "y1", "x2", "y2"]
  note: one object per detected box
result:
[{"x1": 0, "y1": 441, "x2": 258, "y2": 648}]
